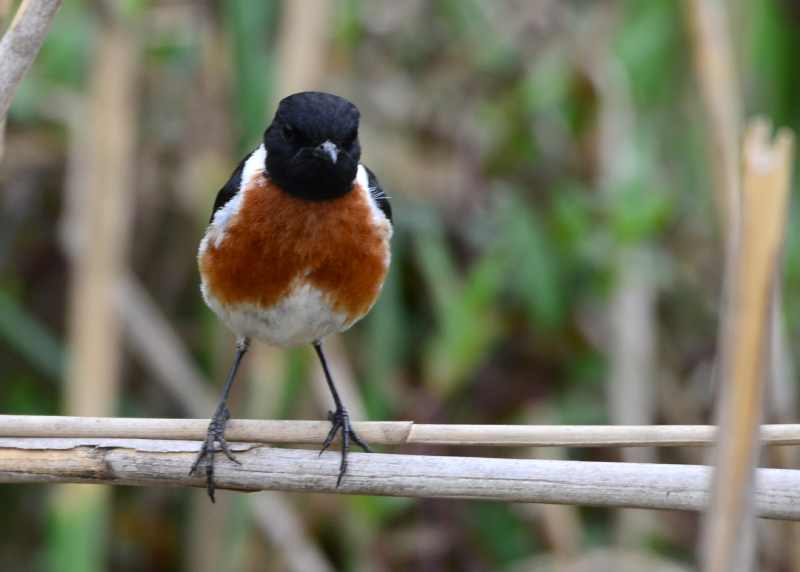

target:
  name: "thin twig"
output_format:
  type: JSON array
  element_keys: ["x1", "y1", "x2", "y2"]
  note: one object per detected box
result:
[
  {"x1": 0, "y1": 0, "x2": 63, "y2": 120},
  {"x1": 5, "y1": 415, "x2": 800, "y2": 447},
  {"x1": 1, "y1": 438, "x2": 799, "y2": 520}
]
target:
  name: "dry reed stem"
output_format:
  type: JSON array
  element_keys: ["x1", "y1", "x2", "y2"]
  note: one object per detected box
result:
[
  {"x1": 54, "y1": 14, "x2": 138, "y2": 571},
  {"x1": 6, "y1": 415, "x2": 800, "y2": 448},
  {"x1": 684, "y1": 0, "x2": 742, "y2": 237},
  {"x1": 584, "y1": 6, "x2": 660, "y2": 543},
  {"x1": 687, "y1": 4, "x2": 798, "y2": 569},
  {"x1": 702, "y1": 120, "x2": 795, "y2": 572},
  {"x1": 0, "y1": 0, "x2": 63, "y2": 120},
  {"x1": 1, "y1": 438, "x2": 800, "y2": 520},
  {"x1": 63, "y1": 13, "x2": 136, "y2": 423},
  {"x1": 274, "y1": 0, "x2": 331, "y2": 99}
]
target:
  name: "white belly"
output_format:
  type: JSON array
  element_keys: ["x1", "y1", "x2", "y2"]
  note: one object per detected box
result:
[{"x1": 201, "y1": 279, "x2": 354, "y2": 347}]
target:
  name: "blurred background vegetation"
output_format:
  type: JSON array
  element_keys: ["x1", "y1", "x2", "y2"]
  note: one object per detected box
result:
[{"x1": 1, "y1": 0, "x2": 799, "y2": 570}]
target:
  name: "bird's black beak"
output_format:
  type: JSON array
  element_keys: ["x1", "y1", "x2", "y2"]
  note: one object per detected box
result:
[{"x1": 315, "y1": 140, "x2": 338, "y2": 164}]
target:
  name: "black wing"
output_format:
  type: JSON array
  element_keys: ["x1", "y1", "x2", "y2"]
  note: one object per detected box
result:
[
  {"x1": 209, "y1": 153, "x2": 249, "y2": 223},
  {"x1": 364, "y1": 165, "x2": 392, "y2": 223}
]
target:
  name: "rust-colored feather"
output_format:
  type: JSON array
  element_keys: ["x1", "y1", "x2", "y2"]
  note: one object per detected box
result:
[{"x1": 199, "y1": 174, "x2": 390, "y2": 323}]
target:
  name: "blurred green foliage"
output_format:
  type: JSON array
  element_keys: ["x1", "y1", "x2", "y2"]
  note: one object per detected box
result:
[
  {"x1": 226, "y1": 0, "x2": 277, "y2": 151},
  {"x1": 1, "y1": 0, "x2": 799, "y2": 571}
]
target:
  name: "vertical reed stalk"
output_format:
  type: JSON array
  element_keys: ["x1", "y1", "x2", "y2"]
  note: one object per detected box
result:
[
  {"x1": 51, "y1": 11, "x2": 138, "y2": 572},
  {"x1": 701, "y1": 120, "x2": 794, "y2": 572}
]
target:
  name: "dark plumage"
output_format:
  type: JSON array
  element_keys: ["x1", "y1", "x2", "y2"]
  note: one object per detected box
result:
[
  {"x1": 365, "y1": 164, "x2": 391, "y2": 222},
  {"x1": 210, "y1": 154, "x2": 247, "y2": 223},
  {"x1": 264, "y1": 91, "x2": 362, "y2": 201}
]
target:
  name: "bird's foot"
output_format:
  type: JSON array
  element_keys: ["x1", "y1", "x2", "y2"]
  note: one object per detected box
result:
[
  {"x1": 189, "y1": 405, "x2": 240, "y2": 502},
  {"x1": 319, "y1": 407, "x2": 371, "y2": 487}
]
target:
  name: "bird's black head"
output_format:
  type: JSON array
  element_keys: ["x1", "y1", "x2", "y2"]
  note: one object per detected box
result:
[{"x1": 264, "y1": 92, "x2": 361, "y2": 201}]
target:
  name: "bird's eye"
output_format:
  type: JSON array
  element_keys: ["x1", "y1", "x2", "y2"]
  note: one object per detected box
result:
[
  {"x1": 344, "y1": 129, "x2": 358, "y2": 148},
  {"x1": 282, "y1": 124, "x2": 296, "y2": 142}
]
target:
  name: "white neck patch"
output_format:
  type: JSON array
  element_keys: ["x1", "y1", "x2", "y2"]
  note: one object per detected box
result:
[
  {"x1": 355, "y1": 164, "x2": 390, "y2": 226},
  {"x1": 239, "y1": 144, "x2": 267, "y2": 193},
  {"x1": 204, "y1": 144, "x2": 267, "y2": 249}
]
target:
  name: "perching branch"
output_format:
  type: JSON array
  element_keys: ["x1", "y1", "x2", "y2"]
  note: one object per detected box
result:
[
  {"x1": 0, "y1": 0, "x2": 63, "y2": 121},
  {"x1": 1, "y1": 437, "x2": 799, "y2": 520},
  {"x1": 4, "y1": 415, "x2": 800, "y2": 447}
]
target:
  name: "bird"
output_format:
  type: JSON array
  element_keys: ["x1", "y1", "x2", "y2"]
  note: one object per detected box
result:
[{"x1": 191, "y1": 91, "x2": 392, "y2": 501}]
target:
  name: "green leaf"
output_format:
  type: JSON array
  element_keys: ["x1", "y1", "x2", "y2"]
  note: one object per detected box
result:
[
  {"x1": 466, "y1": 502, "x2": 540, "y2": 565},
  {"x1": 225, "y1": 0, "x2": 277, "y2": 152},
  {"x1": 47, "y1": 493, "x2": 110, "y2": 572},
  {"x1": 497, "y1": 195, "x2": 565, "y2": 331},
  {"x1": 361, "y1": 238, "x2": 407, "y2": 419},
  {"x1": 608, "y1": 179, "x2": 671, "y2": 243},
  {"x1": 415, "y1": 227, "x2": 504, "y2": 396},
  {"x1": 278, "y1": 347, "x2": 310, "y2": 417},
  {"x1": 413, "y1": 225, "x2": 461, "y2": 325},
  {"x1": 0, "y1": 290, "x2": 65, "y2": 379},
  {"x1": 615, "y1": 0, "x2": 683, "y2": 106}
]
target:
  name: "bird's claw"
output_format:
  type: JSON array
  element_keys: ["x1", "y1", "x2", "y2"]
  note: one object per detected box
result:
[
  {"x1": 189, "y1": 406, "x2": 238, "y2": 502},
  {"x1": 318, "y1": 407, "x2": 371, "y2": 487}
]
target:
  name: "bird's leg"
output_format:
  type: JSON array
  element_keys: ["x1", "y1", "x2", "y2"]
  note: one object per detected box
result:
[
  {"x1": 189, "y1": 337, "x2": 250, "y2": 502},
  {"x1": 313, "y1": 340, "x2": 371, "y2": 487}
]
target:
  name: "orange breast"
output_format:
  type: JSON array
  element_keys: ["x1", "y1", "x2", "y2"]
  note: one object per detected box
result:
[{"x1": 199, "y1": 174, "x2": 391, "y2": 322}]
